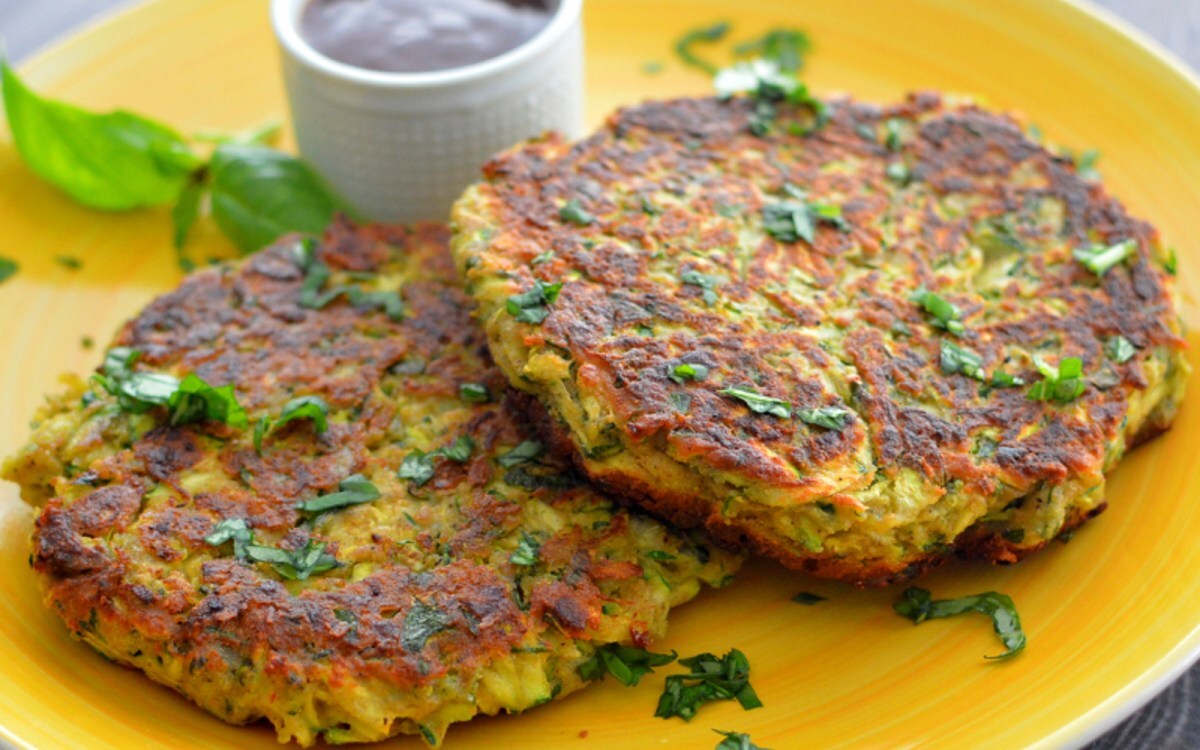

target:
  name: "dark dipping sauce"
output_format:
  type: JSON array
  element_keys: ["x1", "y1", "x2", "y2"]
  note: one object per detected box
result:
[{"x1": 300, "y1": 0, "x2": 554, "y2": 74}]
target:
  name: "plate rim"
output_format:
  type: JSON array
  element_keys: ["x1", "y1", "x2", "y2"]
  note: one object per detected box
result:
[{"x1": 4, "y1": 0, "x2": 1200, "y2": 748}]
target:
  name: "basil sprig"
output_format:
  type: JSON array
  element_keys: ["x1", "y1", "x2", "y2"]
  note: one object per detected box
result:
[
  {"x1": 656, "y1": 649, "x2": 763, "y2": 720},
  {"x1": 579, "y1": 644, "x2": 678, "y2": 687},
  {"x1": 1, "y1": 60, "x2": 346, "y2": 263},
  {"x1": 894, "y1": 587, "x2": 1026, "y2": 660}
]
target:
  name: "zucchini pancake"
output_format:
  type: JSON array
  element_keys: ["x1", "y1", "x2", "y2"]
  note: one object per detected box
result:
[
  {"x1": 1, "y1": 221, "x2": 739, "y2": 746},
  {"x1": 451, "y1": 90, "x2": 1190, "y2": 586}
]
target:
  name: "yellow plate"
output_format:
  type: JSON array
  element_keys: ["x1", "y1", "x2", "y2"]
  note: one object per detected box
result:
[{"x1": 2, "y1": 0, "x2": 1199, "y2": 748}]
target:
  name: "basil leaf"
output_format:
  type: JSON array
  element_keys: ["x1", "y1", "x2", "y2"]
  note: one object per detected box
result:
[
  {"x1": 579, "y1": 644, "x2": 677, "y2": 687},
  {"x1": 509, "y1": 530, "x2": 541, "y2": 567},
  {"x1": 655, "y1": 648, "x2": 762, "y2": 721},
  {"x1": 762, "y1": 195, "x2": 847, "y2": 245},
  {"x1": 1105, "y1": 335, "x2": 1137, "y2": 364},
  {"x1": 674, "y1": 22, "x2": 731, "y2": 75},
  {"x1": 168, "y1": 373, "x2": 249, "y2": 429},
  {"x1": 506, "y1": 279, "x2": 563, "y2": 324},
  {"x1": 911, "y1": 288, "x2": 965, "y2": 336},
  {"x1": 1027, "y1": 355, "x2": 1087, "y2": 403},
  {"x1": 246, "y1": 539, "x2": 338, "y2": 580},
  {"x1": 669, "y1": 363, "x2": 710, "y2": 384},
  {"x1": 0, "y1": 256, "x2": 17, "y2": 285},
  {"x1": 1, "y1": 60, "x2": 200, "y2": 211},
  {"x1": 559, "y1": 198, "x2": 595, "y2": 226},
  {"x1": 399, "y1": 450, "x2": 437, "y2": 486},
  {"x1": 459, "y1": 383, "x2": 491, "y2": 403},
  {"x1": 402, "y1": 601, "x2": 451, "y2": 653},
  {"x1": 205, "y1": 517, "x2": 254, "y2": 560},
  {"x1": 1073, "y1": 239, "x2": 1135, "y2": 277},
  {"x1": 791, "y1": 592, "x2": 826, "y2": 605},
  {"x1": 939, "y1": 340, "x2": 988, "y2": 382},
  {"x1": 714, "y1": 730, "x2": 771, "y2": 750},
  {"x1": 720, "y1": 386, "x2": 791, "y2": 418},
  {"x1": 498, "y1": 440, "x2": 544, "y2": 468},
  {"x1": 894, "y1": 586, "x2": 1026, "y2": 660},
  {"x1": 208, "y1": 143, "x2": 344, "y2": 253},
  {"x1": 679, "y1": 270, "x2": 721, "y2": 306},
  {"x1": 503, "y1": 466, "x2": 577, "y2": 491},
  {"x1": 172, "y1": 179, "x2": 204, "y2": 252},
  {"x1": 796, "y1": 407, "x2": 850, "y2": 430},
  {"x1": 297, "y1": 474, "x2": 380, "y2": 514},
  {"x1": 440, "y1": 435, "x2": 475, "y2": 463},
  {"x1": 277, "y1": 395, "x2": 330, "y2": 433}
]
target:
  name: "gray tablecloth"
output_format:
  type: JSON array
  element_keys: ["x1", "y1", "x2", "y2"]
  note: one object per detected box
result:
[{"x1": 2, "y1": 0, "x2": 1198, "y2": 747}]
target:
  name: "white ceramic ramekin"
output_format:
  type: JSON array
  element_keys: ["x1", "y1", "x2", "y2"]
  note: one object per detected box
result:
[{"x1": 271, "y1": 0, "x2": 584, "y2": 222}]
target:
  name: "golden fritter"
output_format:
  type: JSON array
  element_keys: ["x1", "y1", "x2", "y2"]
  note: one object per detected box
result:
[
  {"x1": 1, "y1": 220, "x2": 739, "y2": 746},
  {"x1": 451, "y1": 92, "x2": 1189, "y2": 586}
]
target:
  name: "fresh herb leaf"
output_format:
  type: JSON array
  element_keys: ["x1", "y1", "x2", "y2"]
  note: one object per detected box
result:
[
  {"x1": 720, "y1": 386, "x2": 791, "y2": 418},
  {"x1": 440, "y1": 435, "x2": 475, "y2": 462},
  {"x1": 680, "y1": 270, "x2": 721, "y2": 306},
  {"x1": 559, "y1": 198, "x2": 595, "y2": 226},
  {"x1": 795, "y1": 407, "x2": 850, "y2": 431},
  {"x1": 675, "y1": 22, "x2": 731, "y2": 75},
  {"x1": 791, "y1": 592, "x2": 826, "y2": 605},
  {"x1": 1105, "y1": 336, "x2": 1137, "y2": 364},
  {"x1": 656, "y1": 649, "x2": 762, "y2": 721},
  {"x1": 509, "y1": 531, "x2": 541, "y2": 566},
  {"x1": 246, "y1": 538, "x2": 338, "y2": 580},
  {"x1": 503, "y1": 466, "x2": 577, "y2": 491},
  {"x1": 1027, "y1": 355, "x2": 1086, "y2": 403},
  {"x1": 669, "y1": 363, "x2": 711, "y2": 384},
  {"x1": 646, "y1": 550, "x2": 677, "y2": 561},
  {"x1": 253, "y1": 416, "x2": 269, "y2": 454},
  {"x1": 1164, "y1": 247, "x2": 1178, "y2": 276},
  {"x1": 297, "y1": 474, "x2": 380, "y2": 514},
  {"x1": 172, "y1": 179, "x2": 204, "y2": 253},
  {"x1": 579, "y1": 644, "x2": 678, "y2": 687},
  {"x1": 894, "y1": 586, "x2": 1026, "y2": 660},
  {"x1": 167, "y1": 373, "x2": 249, "y2": 429},
  {"x1": 276, "y1": 395, "x2": 330, "y2": 433},
  {"x1": 733, "y1": 28, "x2": 810, "y2": 72},
  {"x1": 459, "y1": 383, "x2": 491, "y2": 403},
  {"x1": 399, "y1": 450, "x2": 436, "y2": 486},
  {"x1": 884, "y1": 117, "x2": 903, "y2": 151},
  {"x1": 0, "y1": 256, "x2": 17, "y2": 285},
  {"x1": 506, "y1": 279, "x2": 563, "y2": 324},
  {"x1": 713, "y1": 59, "x2": 825, "y2": 136},
  {"x1": 714, "y1": 730, "x2": 771, "y2": 750},
  {"x1": 762, "y1": 196, "x2": 846, "y2": 244},
  {"x1": 939, "y1": 340, "x2": 987, "y2": 382},
  {"x1": 498, "y1": 440, "x2": 543, "y2": 468},
  {"x1": 401, "y1": 601, "x2": 450, "y2": 653},
  {"x1": 1073, "y1": 239, "x2": 1136, "y2": 277},
  {"x1": 911, "y1": 288, "x2": 965, "y2": 335},
  {"x1": 1, "y1": 60, "x2": 200, "y2": 211},
  {"x1": 1073, "y1": 148, "x2": 1101, "y2": 181},
  {"x1": 208, "y1": 143, "x2": 345, "y2": 253},
  {"x1": 205, "y1": 518, "x2": 254, "y2": 560}
]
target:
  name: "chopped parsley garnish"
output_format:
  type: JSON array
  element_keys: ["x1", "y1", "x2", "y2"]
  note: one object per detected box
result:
[
  {"x1": 1073, "y1": 239, "x2": 1135, "y2": 276},
  {"x1": 401, "y1": 601, "x2": 450, "y2": 653},
  {"x1": 205, "y1": 518, "x2": 253, "y2": 559},
  {"x1": 674, "y1": 21, "x2": 731, "y2": 75},
  {"x1": 497, "y1": 440, "x2": 543, "y2": 468},
  {"x1": 506, "y1": 279, "x2": 563, "y2": 324},
  {"x1": 1027, "y1": 355, "x2": 1086, "y2": 403},
  {"x1": 680, "y1": 270, "x2": 721, "y2": 306},
  {"x1": 559, "y1": 198, "x2": 595, "y2": 226},
  {"x1": 669, "y1": 362, "x2": 711, "y2": 383},
  {"x1": 939, "y1": 340, "x2": 987, "y2": 382},
  {"x1": 733, "y1": 28, "x2": 810, "y2": 72},
  {"x1": 293, "y1": 239, "x2": 405, "y2": 321},
  {"x1": 580, "y1": 644, "x2": 678, "y2": 687},
  {"x1": 791, "y1": 592, "x2": 826, "y2": 605},
  {"x1": 0, "y1": 256, "x2": 17, "y2": 285},
  {"x1": 296, "y1": 474, "x2": 380, "y2": 514},
  {"x1": 655, "y1": 648, "x2": 763, "y2": 720},
  {"x1": 714, "y1": 730, "x2": 771, "y2": 750},
  {"x1": 399, "y1": 437, "x2": 476, "y2": 486},
  {"x1": 720, "y1": 386, "x2": 791, "y2": 418},
  {"x1": 762, "y1": 195, "x2": 847, "y2": 244},
  {"x1": 245, "y1": 538, "x2": 338, "y2": 580},
  {"x1": 796, "y1": 407, "x2": 850, "y2": 430},
  {"x1": 459, "y1": 383, "x2": 490, "y2": 403},
  {"x1": 1105, "y1": 336, "x2": 1137, "y2": 364},
  {"x1": 911, "y1": 288, "x2": 965, "y2": 335},
  {"x1": 509, "y1": 531, "x2": 541, "y2": 567},
  {"x1": 894, "y1": 586, "x2": 1026, "y2": 660}
]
